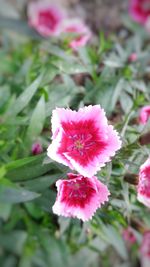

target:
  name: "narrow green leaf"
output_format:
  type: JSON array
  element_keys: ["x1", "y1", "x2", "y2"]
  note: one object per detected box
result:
[
  {"x1": 26, "y1": 96, "x2": 45, "y2": 144},
  {"x1": 120, "y1": 92, "x2": 133, "y2": 113},
  {"x1": 5, "y1": 154, "x2": 64, "y2": 182},
  {"x1": 102, "y1": 225, "x2": 128, "y2": 260},
  {"x1": 0, "y1": 184, "x2": 40, "y2": 203},
  {"x1": 0, "y1": 17, "x2": 42, "y2": 39},
  {"x1": 0, "y1": 230, "x2": 27, "y2": 255},
  {"x1": 23, "y1": 174, "x2": 62, "y2": 192},
  {"x1": 111, "y1": 79, "x2": 125, "y2": 110},
  {"x1": 0, "y1": 203, "x2": 12, "y2": 220},
  {"x1": 8, "y1": 74, "x2": 43, "y2": 116}
]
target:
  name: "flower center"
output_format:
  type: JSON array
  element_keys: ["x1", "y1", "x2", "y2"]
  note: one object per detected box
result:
[
  {"x1": 74, "y1": 140, "x2": 84, "y2": 150},
  {"x1": 65, "y1": 178, "x2": 94, "y2": 202},
  {"x1": 68, "y1": 133, "x2": 95, "y2": 155},
  {"x1": 39, "y1": 11, "x2": 58, "y2": 30}
]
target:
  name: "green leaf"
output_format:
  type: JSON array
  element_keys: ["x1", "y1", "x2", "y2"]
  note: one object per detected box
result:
[
  {"x1": 69, "y1": 247, "x2": 99, "y2": 267},
  {"x1": 111, "y1": 79, "x2": 125, "y2": 110},
  {"x1": 25, "y1": 96, "x2": 45, "y2": 145},
  {"x1": 34, "y1": 189, "x2": 56, "y2": 212},
  {"x1": 0, "y1": 230, "x2": 27, "y2": 255},
  {"x1": 0, "y1": 166, "x2": 6, "y2": 179},
  {"x1": 24, "y1": 202, "x2": 44, "y2": 219},
  {"x1": 0, "y1": 203, "x2": 12, "y2": 220},
  {"x1": 39, "y1": 232, "x2": 69, "y2": 267},
  {"x1": 5, "y1": 154, "x2": 59, "y2": 182},
  {"x1": 0, "y1": 85, "x2": 10, "y2": 111},
  {"x1": 120, "y1": 92, "x2": 133, "y2": 113},
  {"x1": 0, "y1": 184, "x2": 40, "y2": 203},
  {"x1": 0, "y1": 17, "x2": 42, "y2": 39},
  {"x1": 101, "y1": 225, "x2": 128, "y2": 260},
  {"x1": 7, "y1": 74, "x2": 43, "y2": 116},
  {"x1": 22, "y1": 174, "x2": 62, "y2": 192},
  {"x1": 94, "y1": 86, "x2": 114, "y2": 114}
]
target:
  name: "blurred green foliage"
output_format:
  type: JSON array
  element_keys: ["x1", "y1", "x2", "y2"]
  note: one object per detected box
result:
[{"x1": 0, "y1": 16, "x2": 150, "y2": 267}]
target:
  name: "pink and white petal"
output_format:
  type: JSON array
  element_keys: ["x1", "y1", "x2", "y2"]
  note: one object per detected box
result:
[
  {"x1": 139, "y1": 106, "x2": 150, "y2": 124},
  {"x1": 62, "y1": 18, "x2": 91, "y2": 36},
  {"x1": 52, "y1": 105, "x2": 108, "y2": 134},
  {"x1": 78, "y1": 105, "x2": 108, "y2": 130},
  {"x1": 63, "y1": 152, "x2": 104, "y2": 177},
  {"x1": 47, "y1": 131, "x2": 73, "y2": 169},
  {"x1": 97, "y1": 125, "x2": 121, "y2": 160},
  {"x1": 61, "y1": 125, "x2": 121, "y2": 177},
  {"x1": 137, "y1": 193, "x2": 150, "y2": 208},
  {"x1": 105, "y1": 125, "x2": 122, "y2": 155},
  {"x1": 70, "y1": 35, "x2": 89, "y2": 50},
  {"x1": 82, "y1": 179, "x2": 110, "y2": 221},
  {"x1": 51, "y1": 108, "x2": 78, "y2": 138},
  {"x1": 28, "y1": 1, "x2": 40, "y2": 27},
  {"x1": 140, "y1": 157, "x2": 150, "y2": 172},
  {"x1": 53, "y1": 176, "x2": 110, "y2": 221}
]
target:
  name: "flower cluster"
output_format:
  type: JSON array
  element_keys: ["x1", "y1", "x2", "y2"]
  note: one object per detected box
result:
[
  {"x1": 28, "y1": 0, "x2": 91, "y2": 50},
  {"x1": 47, "y1": 105, "x2": 121, "y2": 221},
  {"x1": 129, "y1": 0, "x2": 150, "y2": 31}
]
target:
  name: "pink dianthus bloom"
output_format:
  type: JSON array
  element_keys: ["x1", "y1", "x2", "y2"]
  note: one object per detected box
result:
[
  {"x1": 47, "y1": 105, "x2": 121, "y2": 177},
  {"x1": 139, "y1": 106, "x2": 150, "y2": 125},
  {"x1": 52, "y1": 173, "x2": 110, "y2": 221},
  {"x1": 63, "y1": 19, "x2": 91, "y2": 50},
  {"x1": 137, "y1": 157, "x2": 150, "y2": 207},
  {"x1": 122, "y1": 227, "x2": 136, "y2": 244},
  {"x1": 129, "y1": 0, "x2": 150, "y2": 25},
  {"x1": 27, "y1": 0, "x2": 64, "y2": 37},
  {"x1": 140, "y1": 231, "x2": 150, "y2": 267}
]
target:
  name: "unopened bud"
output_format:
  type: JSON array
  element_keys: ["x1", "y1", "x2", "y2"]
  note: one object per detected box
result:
[
  {"x1": 124, "y1": 173, "x2": 139, "y2": 185},
  {"x1": 139, "y1": 131, "x2": 150, "y2": 145},
  {"x1": 32, "y1": 142, "x2": 43, "y2": 155},
  {"x1": 128, "y1": 53, "x2": 137, "y2": 63}
]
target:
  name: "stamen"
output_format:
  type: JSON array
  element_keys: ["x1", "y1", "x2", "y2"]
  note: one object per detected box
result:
[{"x1": 68, "y1": 133, "x2": 95, "y2": 155}]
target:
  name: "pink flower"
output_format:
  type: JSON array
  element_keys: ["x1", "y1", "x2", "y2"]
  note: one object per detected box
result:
[
  {"x1": 137, "y1": 157, "x2": 150, "y2": 207},
  {"x1": 27, "y1": 0, "x2": 64, "y2": 37},
  {"x1": 63, "y1": 19, "x2": 91, "y2": 50},
  {"x1": 122, "y1": 227, "x2": 137, "y2": 244},
  {"x1": 139, "y1": 106, "x2": 150, "y2": 125},
  {"x1": 32, "y1": 142, "x2": 43, "y2": 155},
  {"x1": 129, "y1": 0, "x2": 150, "y2": 25},
  {"x1": 128, "y1": 53, "x2": 138, "y2": 62},
  {"x1": 140, "y1": 231, "x2": 150, "y2": 267},
  {"x1": 47, "y1": 105, "x2": 121, "y2": 177},
  {"x1": 52, "y1": 173, "x2": 110, "y2": 221}
]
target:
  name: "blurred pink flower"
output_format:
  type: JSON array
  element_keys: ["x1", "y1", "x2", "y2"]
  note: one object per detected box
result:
[
  {"x1": 52, "y1": 173, "x2": 110, "y2": 221},
  {"x1": 140, "y1": 231, "x2": 150, "y2": 267},
  {"x1": 137, "y1": 157, "x2": 150, "y2": 207},
  {"x1": 63, "y1": 19, "x2": 91, "y2": 50},
  {"x1": 129, "y1": 0, "x2": 150, "y2": 25},
  {"x1": 32, "y1": 142, "x2": 43, "y2": 155},
  {"x1": 122, "y1": 227, "x2": 136, "y2": 244},
  {"x1": 28, "y1": 0, "x2": 64, "y2": 37},
  {"x1": 128, "y1": 52, "x2": 137, "y2": 62},
  {"x1": 47, "y1": 105, "x2": 121, "y2": 177},
  {"x1": 139, "y1": 106, "x2": 150, "y2": 124}
]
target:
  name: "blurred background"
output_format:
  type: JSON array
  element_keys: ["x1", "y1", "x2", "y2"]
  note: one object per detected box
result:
[
  {"x1": 0, "y1": 0, "x2": 128, "y2": 33},
  {"x1": 0, "y1": 1, "x2": 150, "y2": 267}
]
